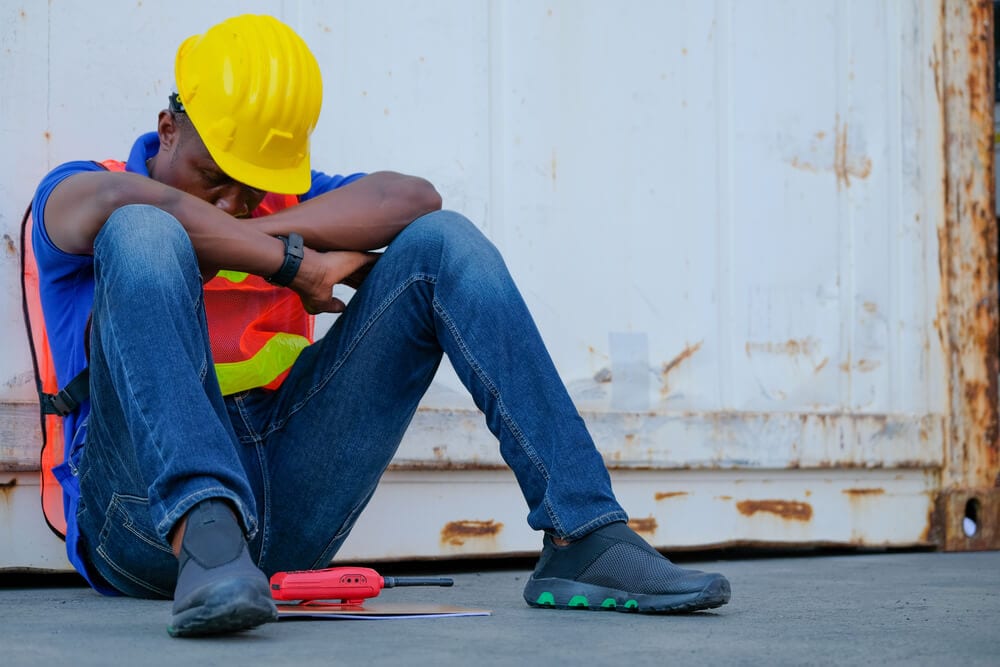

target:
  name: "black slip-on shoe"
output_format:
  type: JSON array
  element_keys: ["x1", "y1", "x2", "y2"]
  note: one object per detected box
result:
[
  {"x1": 167, "y1": 499, "x2": 277, "y2": 638},
  {"x1": 523, "y1": 521, "x2": 731, "y2": 613}
]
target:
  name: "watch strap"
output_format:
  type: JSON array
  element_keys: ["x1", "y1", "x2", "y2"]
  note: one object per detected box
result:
[{"x1": 266, "y1": 232, "x2": 304, "y2": 286}]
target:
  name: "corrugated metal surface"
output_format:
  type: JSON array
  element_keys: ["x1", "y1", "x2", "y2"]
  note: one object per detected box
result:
[{"x1": 0, "y1": 0, "x2": 996, "y2": 568}]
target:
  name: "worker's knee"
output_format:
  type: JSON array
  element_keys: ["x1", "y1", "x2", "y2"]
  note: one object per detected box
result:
[
  {"x1": 393, "y1": 209, "x2": 504, "y2": 271},
  {"x1": 98, "y1": 204, "x2": 187, "y2": 250},
  {"x1": 93, "y1": 204, "x2": 199, "y2": 287}
]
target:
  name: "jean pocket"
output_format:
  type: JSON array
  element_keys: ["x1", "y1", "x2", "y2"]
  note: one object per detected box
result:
[{"x1": 95, "y1": 494, "x2": 175, "y2": 599}]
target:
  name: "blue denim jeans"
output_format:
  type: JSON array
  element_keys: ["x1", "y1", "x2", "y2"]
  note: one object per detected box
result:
[{"x1": 75, "y1": 204, "x2": 626, "y2": 598}]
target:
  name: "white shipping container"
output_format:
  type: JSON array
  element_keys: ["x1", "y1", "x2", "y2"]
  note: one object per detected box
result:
[{"x1": 0, "y1": 0, "x2": 996, "y2": 570}]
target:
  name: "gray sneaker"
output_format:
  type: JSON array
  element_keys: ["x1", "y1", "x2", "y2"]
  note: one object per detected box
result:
[{"x1": 523, "y1": 521, "x2": 731, "y2": 613}]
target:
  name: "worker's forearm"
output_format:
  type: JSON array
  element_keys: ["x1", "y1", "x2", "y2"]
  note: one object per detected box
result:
[
  {"x1": 253, "y1": 171, "x2": 443, "y2": 251},
  {"x1": 45, "y1": 171, "x2": 285, "y2": 278},
  {"x1": 107, "y1": 177, "x2": 286, "y2": 278}
]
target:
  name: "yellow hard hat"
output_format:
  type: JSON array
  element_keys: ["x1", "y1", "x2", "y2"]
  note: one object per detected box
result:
[{"x1": 174, "y1": 14, "x2": 322, "y2": 194}]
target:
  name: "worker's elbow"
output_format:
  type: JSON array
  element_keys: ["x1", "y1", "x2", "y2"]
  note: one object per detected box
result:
[
  {"x1": 407, "y1": 176, "x2": 443, "y2": 215},
  {"x1": 427, "y1": 186, "x2": 444, "y2": 213}
]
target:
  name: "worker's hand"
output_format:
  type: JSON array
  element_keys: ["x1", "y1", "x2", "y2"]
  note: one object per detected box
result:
[
  {"x1": 339, "y1": 251, "x2": 381, "y2": 290},
  {"x1": 289, "y1": 247, "x2": 380, "y2": 314}
]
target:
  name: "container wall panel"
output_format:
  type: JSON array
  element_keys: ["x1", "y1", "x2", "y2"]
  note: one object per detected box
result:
[{"x1": 0, "y1": 1, "x2": 976, "y2": 564}]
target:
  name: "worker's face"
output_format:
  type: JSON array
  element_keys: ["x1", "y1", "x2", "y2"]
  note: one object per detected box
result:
[{"x1": 153, "y1": 111, "x2": 267, "y2": 218}]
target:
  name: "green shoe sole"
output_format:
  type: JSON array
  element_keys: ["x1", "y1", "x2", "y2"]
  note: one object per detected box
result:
[{"x1": 524, "y1": 576, "x2": 731, "y2": 614}]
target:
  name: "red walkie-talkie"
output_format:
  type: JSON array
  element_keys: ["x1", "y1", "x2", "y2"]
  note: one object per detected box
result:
[{"x1": 269, "y1": 566, "x2": 453, "y2": 604}]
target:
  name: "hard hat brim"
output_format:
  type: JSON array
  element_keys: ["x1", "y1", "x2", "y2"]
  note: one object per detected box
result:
[{"x1": 209, "y1": 146, "x2": 312, "y2": 196}]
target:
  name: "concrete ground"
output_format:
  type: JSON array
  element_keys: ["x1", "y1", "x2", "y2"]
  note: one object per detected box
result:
[{"x1": 0, "y1": 550, "x2": 997, "y2": 666}]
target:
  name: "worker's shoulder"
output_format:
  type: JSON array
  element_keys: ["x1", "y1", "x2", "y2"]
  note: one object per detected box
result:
[
  {"x1": 33, "y1": 160, "x2": 108, "y2": 210},
  {"x1": 37, "y1": 159, "x2": 115, "y2": 193}
]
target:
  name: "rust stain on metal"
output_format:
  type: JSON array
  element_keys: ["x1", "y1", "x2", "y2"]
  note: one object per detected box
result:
[
  {"x1": 812, "y1": 459, "x2": 930, "y2": 470},
  {"x1": 837, "y1": 357, "x2": 881, "y2": 373},
  {"x1": 788, "y1": 156, "x2": 819, "y2": 173},
  {"x1": 654, "y1": 491, "x2": 688, "y2": 501},
  {"x1": 788, "y1": 118, "x2": 872, "y2": 186},
  {"x1": 0, "y1": 478, "x2": 15, "y2": 502},
  {"x1": 736, "y1": 499, "x2": 813, "y2": 522},
  {"x1": 932, "y1": 488, "x2": 1000, "y2": 551},
  {"x1": 842, "y1": 488, "x2": 886, "y2": 497},
  {"x1": 627, "y1": 517, "x2": 658, "y2": 535},
  {"x1": 833, "y1": 114, "x2": 873, "y2": 189},
  {"x1": 388, "y1": 461, "x2": 507, "y2": 472},
  {"x1": 659, "y1": 341, "x2": 703, "y2": 398},
  {"x1": 440, "y1": 520, "x2": 504, "y2": 547},
  {"x1": 662, "y1": 341, "x2": 703, "y2": 375},
  {"x1": 938, "y1": 0, "x2": 1000, "y2": 494},
  {"x1": 2, "y1": 233, "x2": 15, "y2": 256},
  {"x1": 660, "y1": 340, "x2": 703, "y2": 397},
  {"x1": 745, "y1": 338, "x2": 817, "y2": 357},
  {"x1": 813, "y1": 357, "x2": 829, "y2": 374},
  {"x1": 715, "y1": 495, "x2": 733, "y2": 501},
  {"x1": 856, "y1": 359, "x2": 881, "y2": 372}
]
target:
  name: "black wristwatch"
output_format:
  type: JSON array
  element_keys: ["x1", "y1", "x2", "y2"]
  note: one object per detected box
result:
[{"x1": 266, "y1": 233, "x2": 304, "y2": 286}]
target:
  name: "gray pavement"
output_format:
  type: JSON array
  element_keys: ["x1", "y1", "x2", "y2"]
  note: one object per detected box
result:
[{"x1": 0, "y1": 550, "x2": 997, "y2": 666}]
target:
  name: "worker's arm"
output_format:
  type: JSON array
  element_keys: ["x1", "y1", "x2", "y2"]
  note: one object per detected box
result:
[
  {"x1": 41, "y1": 170, "x2": 373, "y2": 314},
  {"x1": 252, "y1": 171, "x2": 443, "y2": 251}
]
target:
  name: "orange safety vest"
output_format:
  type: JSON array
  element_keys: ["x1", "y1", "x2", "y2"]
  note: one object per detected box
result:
[{"x1": 22, "y1": 158, "x2": 312, "y2": 536}]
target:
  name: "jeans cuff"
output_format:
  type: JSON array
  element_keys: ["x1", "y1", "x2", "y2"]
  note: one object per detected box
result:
[
  {"x1": 156, "y1": 487, "x2": 258, "y2": 543},
  {"x1": 561, "y1": 511, "x2": 630, "y2": 541}
]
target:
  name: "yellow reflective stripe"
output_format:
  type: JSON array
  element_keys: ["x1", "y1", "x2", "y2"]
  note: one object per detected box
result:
[
  {"x1": 214, "y1": 332, "x2": 310, "y2": 395},
  {"x1": 215, "y1": 270, "x2": 250, "y2": 283}
]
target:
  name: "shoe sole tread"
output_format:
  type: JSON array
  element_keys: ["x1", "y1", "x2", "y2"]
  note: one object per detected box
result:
[
  {"x1": 524, "y1": 576, "x2": 731, "y2": 614},
  {"x1": 169, "y1": 578, "x2": 277, "y2": 637}
]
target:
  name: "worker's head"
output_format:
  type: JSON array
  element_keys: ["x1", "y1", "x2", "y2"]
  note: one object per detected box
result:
[{"x1": 152, "y1": 14, "x2": 322, "y2": 214}]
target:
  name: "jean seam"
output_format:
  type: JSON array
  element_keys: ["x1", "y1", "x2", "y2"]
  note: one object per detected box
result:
[
  {"x1": 67, "y1": 417, "x2": 87, "y2": 477},
  {"x1": 309, "y1": 480, "x2": 381, "y2": 569},
  {"x1": 95, "y1": 545, "x2": 171, "y2": 598},
  {"x1": 96, "y1": 493, "x2": 172, "y2": 598},
  {"x1": 106, "y1": 494, "x2": 174, "y2": 554},
  {"x1": 432, "y1": 297, "x2": 551, "y2": 483},
  {"x1": 98, "y1": 288, "x2": 165, "y2": 474},
  {"x1": 194, "y1": 291, "x2": 207, "y2": 380},
  {"x1": 262, "y1": 273, "x2": 437, "y2": 438},
  {"x1": 254, "y1": 441, "x2": 272, "y2": 565},
  {"x1": 543, "y1": 497, "x2": 567, "y2": 536},
  {"x1": 97, "y1": 274, "x2": 212, "y2": 489},
  {"x1": 226, "y1": 393, "x2": 268, "y2": 560},
  {"x1": 233, "y1": 392, "x2": 264, "y2": 445}
]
